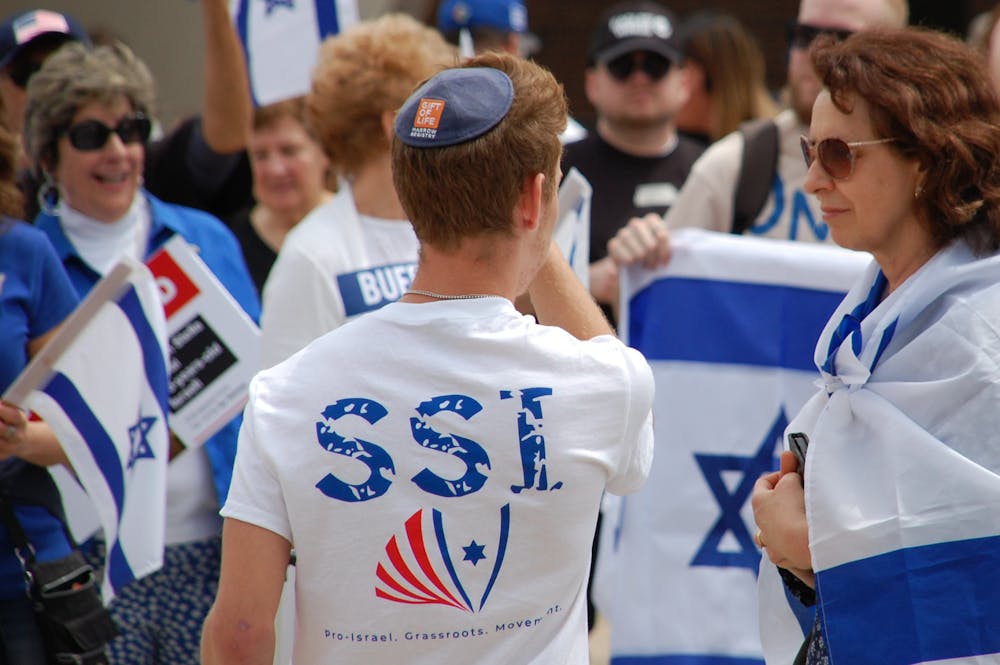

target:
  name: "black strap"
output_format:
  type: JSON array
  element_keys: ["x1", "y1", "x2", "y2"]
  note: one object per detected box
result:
[
  {"x1": 732, "y1": 118, "x2": 780, "y2": 235},
  {"x1": 0, "y1": 492, "x2": 36, "y2": 565}
]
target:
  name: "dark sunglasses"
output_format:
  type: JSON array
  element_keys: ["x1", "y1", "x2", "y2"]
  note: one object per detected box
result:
[
  {"x1": 61, "y1": 114, "x2": 152, "y2": 152},
  {"x1": 800, "y1": 135, "x2": 896, "y2": 180},
  {"x1": 605, "y1": 51, "x2": 673, "y2": 82},
  {"x1": 787, "y1": 22, "x2": 853, "y2": 50}
]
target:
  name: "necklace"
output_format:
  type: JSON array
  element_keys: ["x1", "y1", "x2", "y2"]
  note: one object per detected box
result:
[{"x1": 405, "y1": 289, "x2": 504, "y2": 301}]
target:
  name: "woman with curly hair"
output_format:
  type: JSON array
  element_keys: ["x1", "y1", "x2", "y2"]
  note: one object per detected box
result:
[
  {"x1": 752, "y1": 27, "x2": 1000, "y2": 665},
  {"x1": 258, "y1": 14, "x2": 455, "y2": 368}
]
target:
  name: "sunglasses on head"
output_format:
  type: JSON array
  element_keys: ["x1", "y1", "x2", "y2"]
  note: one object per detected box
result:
[
  {"x1": 605, "y1": 51, "x2": 673, "y2": 82},
  {"x1": 61, "y1": 114, "x2": 152, "y2": 152},
  {"x1": 787, "y1": 22, "x2": 853, "y2": 50},
  {"x1": 800, "y1": 135, "x2": 896, "y2": 180}
]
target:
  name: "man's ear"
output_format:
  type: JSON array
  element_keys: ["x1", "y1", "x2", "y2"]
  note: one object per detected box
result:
[{"x1": 517, "y1": 172, "x2": 545, "y2": 231}]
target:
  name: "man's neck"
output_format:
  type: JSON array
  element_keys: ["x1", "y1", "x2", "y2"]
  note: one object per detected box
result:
[
  {"x1": 596, "y1": 117, "x2": 678, "y2": 157},
  {"x1": 405, "y1": 235, "x2": 525, "y2": 302}
]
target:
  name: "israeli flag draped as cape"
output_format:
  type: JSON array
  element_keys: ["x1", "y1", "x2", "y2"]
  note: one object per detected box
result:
[
  {"x1": 4, "y1": 260, "x2": 170, "y2": 601},
  {"x1": 760, "y1": 240, "x2": 1000, "y2": 665},
  {"x1": 594, "y1": 229, "x2": 867, "y2": 664},
  {"x1": 231, "y1": 0, "x2": 359, "y2": 106}
]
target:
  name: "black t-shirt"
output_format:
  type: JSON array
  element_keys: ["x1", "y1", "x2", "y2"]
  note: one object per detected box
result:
[
  {"x1": 144, "y1": 116, "x2": 253, "y2": 222},
  {"x1": 562, "y1": 132, "x2": 705, "y2": 264}
]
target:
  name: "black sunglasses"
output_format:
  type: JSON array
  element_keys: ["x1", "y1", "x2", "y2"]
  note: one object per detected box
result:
[
  {"x1": 61, "y1": 114, "x2": 152, "y2": 152},
  {"x1": 800, "y1": 135, "x2": 896, "y2": 180},
  {"x1": 787, "y1": 22, "x2": 853, "y2": 50},
  {"x1": 605, "y1": 51, "x2": 673, "y2": 82}
]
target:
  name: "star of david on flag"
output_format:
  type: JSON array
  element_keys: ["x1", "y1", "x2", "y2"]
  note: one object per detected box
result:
[
  {"x1": 592, "y1": 229, "x2": 867, "y2": 664},
  {"x1": 4, "y1": 259, "x2": 170, "y2": 601},
  {"x1": 231, "y1": 0, "x2": 360, "y2": 106}
]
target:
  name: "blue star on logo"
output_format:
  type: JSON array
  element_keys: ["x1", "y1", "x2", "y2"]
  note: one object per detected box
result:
[
  {"x1": 264, "y1": 0, "x2": 295, "y2": 15},
  {"x1": 689, "y1": 409, "x2": 786, "y2": 574},
  {"x1": 127, "y1": 414, "x2": 158, "y2": 469},
  {"x1": 462, "y1": 540, "x2": 487, "y2": 566}
]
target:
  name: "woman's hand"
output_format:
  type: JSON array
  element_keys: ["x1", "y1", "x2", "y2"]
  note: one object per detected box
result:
[
  {"x1": 0, "y1": 399, "x2": 71, "y2": 469},
  {"x1": 752, "y1": 450, "x2": 814, "y2": 586}
]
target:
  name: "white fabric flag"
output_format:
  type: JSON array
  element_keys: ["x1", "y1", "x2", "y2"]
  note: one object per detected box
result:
[
  {"x1": 594, "y1": 229, "x2": 866, "y2": 664},
  {"x1": 4, "y1": 259, "x2": 170, "y2": 601},
  {"x1": 555, "y1": 167, "x2": 592, "y2": 289},
  {"x1": 231, "y1": 0, "x2": 360, "y2": 106},
  {"x1": 761, "y1": 240, "x2": 1000, "y2": 665}
]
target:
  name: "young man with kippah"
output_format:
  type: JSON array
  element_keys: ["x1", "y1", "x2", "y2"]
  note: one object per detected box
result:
[{"x1": 201, "y1": 52, "x2": 655, "y2": 664}]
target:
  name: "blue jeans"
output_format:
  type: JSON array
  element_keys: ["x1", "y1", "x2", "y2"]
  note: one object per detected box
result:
[{"x1": 0, "y1": 594, "x2": 46, "y2": 665}]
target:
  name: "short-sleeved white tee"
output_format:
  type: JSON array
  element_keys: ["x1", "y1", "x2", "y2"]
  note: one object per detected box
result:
[{"x1": 224, "y1": 298, "x2": 654, "y2": 664}]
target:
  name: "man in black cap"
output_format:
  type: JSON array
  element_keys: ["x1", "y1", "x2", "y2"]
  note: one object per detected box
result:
[
  {"x1": 0, "y1": 9, "x2": 87, "y2": 142},
  {"x1": 563, "y1": 0, "x2": 704, "y2": 324},
  {"x1": 201, "y1": 51, "x2": 654, "y2": 665}
]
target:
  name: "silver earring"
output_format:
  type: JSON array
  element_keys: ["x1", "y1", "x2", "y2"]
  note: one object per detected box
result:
[{"x1": 36, "y1": 173, "x2": 58, "y2": 216}]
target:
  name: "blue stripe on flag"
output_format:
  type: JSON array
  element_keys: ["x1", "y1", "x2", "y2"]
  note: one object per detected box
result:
[
  {"x1": 612, "y1": 655, "x2": 763, "y2": 665},
  {"x1": 41, "y1": 373, "x2": 136, "y2": 587},
  {"x1": 819, "y1": 534, "x2": 1000, "y2": 664},
  {"x1": 232, "y1": 1, "x2": 257, "y2": 106},
  {"x1": 107, "y1": 540, "x2": 135, "y2": 593},
  {"x1": 629, "y1": 278, "x2": 844, "y2": 371},
  {"x1": 314, "y1": 0, "x2": 341, "y2": 37},
  {"x1": 117, "y1": 285, "x2": 169, "y2": 416},
  {"x1": 42, "y1": 373, "x2": 124, "y2": 514}
]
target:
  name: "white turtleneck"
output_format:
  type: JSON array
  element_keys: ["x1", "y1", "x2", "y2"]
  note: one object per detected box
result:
[{"x1": 57, "y1": 193, "x2": 150, "y2": 275}]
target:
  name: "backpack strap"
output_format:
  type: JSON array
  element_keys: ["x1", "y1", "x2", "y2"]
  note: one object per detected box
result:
[{"x1": 732, "y1": 118, "x2": 780, "y2": 235}]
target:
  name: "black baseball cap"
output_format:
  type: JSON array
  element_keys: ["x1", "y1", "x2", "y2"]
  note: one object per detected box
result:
[
  {"x1": 0, "y1": 9, "x2": 88, "y2": 71},
  {"x1": 588, "y1": 1, "x2": 682, "y2": 65}
]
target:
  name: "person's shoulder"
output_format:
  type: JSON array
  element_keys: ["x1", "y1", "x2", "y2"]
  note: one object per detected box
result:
[
  {"x1": 1, "y1": 217, "x2": 41, "y2": 244},
  {"x1": 147, "y1": 192, "x2": 230, "y2": 233},
  {"x1": 688, "y1": 127, "x2": 746, "y2": 178},
  {"x1": 675, "y1": 134, "x2": 707, "y2": 158},
  {"x1": 561, "y1": 133, "x2": 606, "y2": 166},
  {"x1": 286, "y1": 191, "x2": 354, "y2": 244}
]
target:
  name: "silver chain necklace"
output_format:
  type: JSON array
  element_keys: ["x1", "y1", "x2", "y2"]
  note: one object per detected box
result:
[{"x1": 405, "y1": 289, "x2": 504, "y2": 301}]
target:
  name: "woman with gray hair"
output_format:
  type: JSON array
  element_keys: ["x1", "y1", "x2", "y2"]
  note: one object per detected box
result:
[{"x1": 24, "y1": 41, "x2": 259, "y2": 665}]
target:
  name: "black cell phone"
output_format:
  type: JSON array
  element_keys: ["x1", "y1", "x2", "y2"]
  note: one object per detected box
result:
[{"x1": 787, "y1": 432, "x2": 809, "y2": 470}]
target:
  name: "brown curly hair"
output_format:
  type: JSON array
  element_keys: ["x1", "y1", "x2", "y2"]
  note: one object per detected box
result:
[
  {"x1": 307, "y1": 14, "x2": 455, "y2": 179},
  {"x1": 0, "y1": 95, "x2": 24, "y2": 219},
  {"x1": 811, "y1": 27, "x2": 1000, "y2": 255}
]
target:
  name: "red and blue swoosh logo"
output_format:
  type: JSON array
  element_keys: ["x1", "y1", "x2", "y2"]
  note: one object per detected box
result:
[{"x1": 376, "y1": 504, "x2": 510, "y2": 612}]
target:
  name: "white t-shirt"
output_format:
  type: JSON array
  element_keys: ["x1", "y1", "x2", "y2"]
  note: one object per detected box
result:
[
  {"x1": 223, "y1": 298, "x2": 655, "y2": 664},
  {"x1": 664, "y1": 108, "x2": 832, "y2": 243},
  {"x1": 259, "y1": 188, "x2": 418, "y2": 368}
]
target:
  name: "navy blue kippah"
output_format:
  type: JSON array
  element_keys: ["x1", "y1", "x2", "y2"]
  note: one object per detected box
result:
[{"x1": 395, "y1": 67, "x2": 514, "y2": 148}]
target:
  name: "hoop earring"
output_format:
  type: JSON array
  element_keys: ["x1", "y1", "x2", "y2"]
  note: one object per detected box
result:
[{"x1": 36, "y1": 173, "x2": 59, "y2": 216}]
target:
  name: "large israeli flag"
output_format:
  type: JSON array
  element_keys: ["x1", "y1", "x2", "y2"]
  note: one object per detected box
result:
[
  {"x1": 4, "y1": 259, "x2": 170, "y2": 601},
  {"x1": 593, "y1": 229, "x2": 867, "y2": 664},
  {"x1": 761, "y1": 240, "x2": 1000, "y2": 665},
  {"x1": 231, "y1": 0, "x2": 360, "y2": 106}
]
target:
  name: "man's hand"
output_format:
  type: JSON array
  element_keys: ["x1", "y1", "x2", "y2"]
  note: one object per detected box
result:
[{"x1": 607, "y1": 213, "x2": 672, "y2": 269}]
